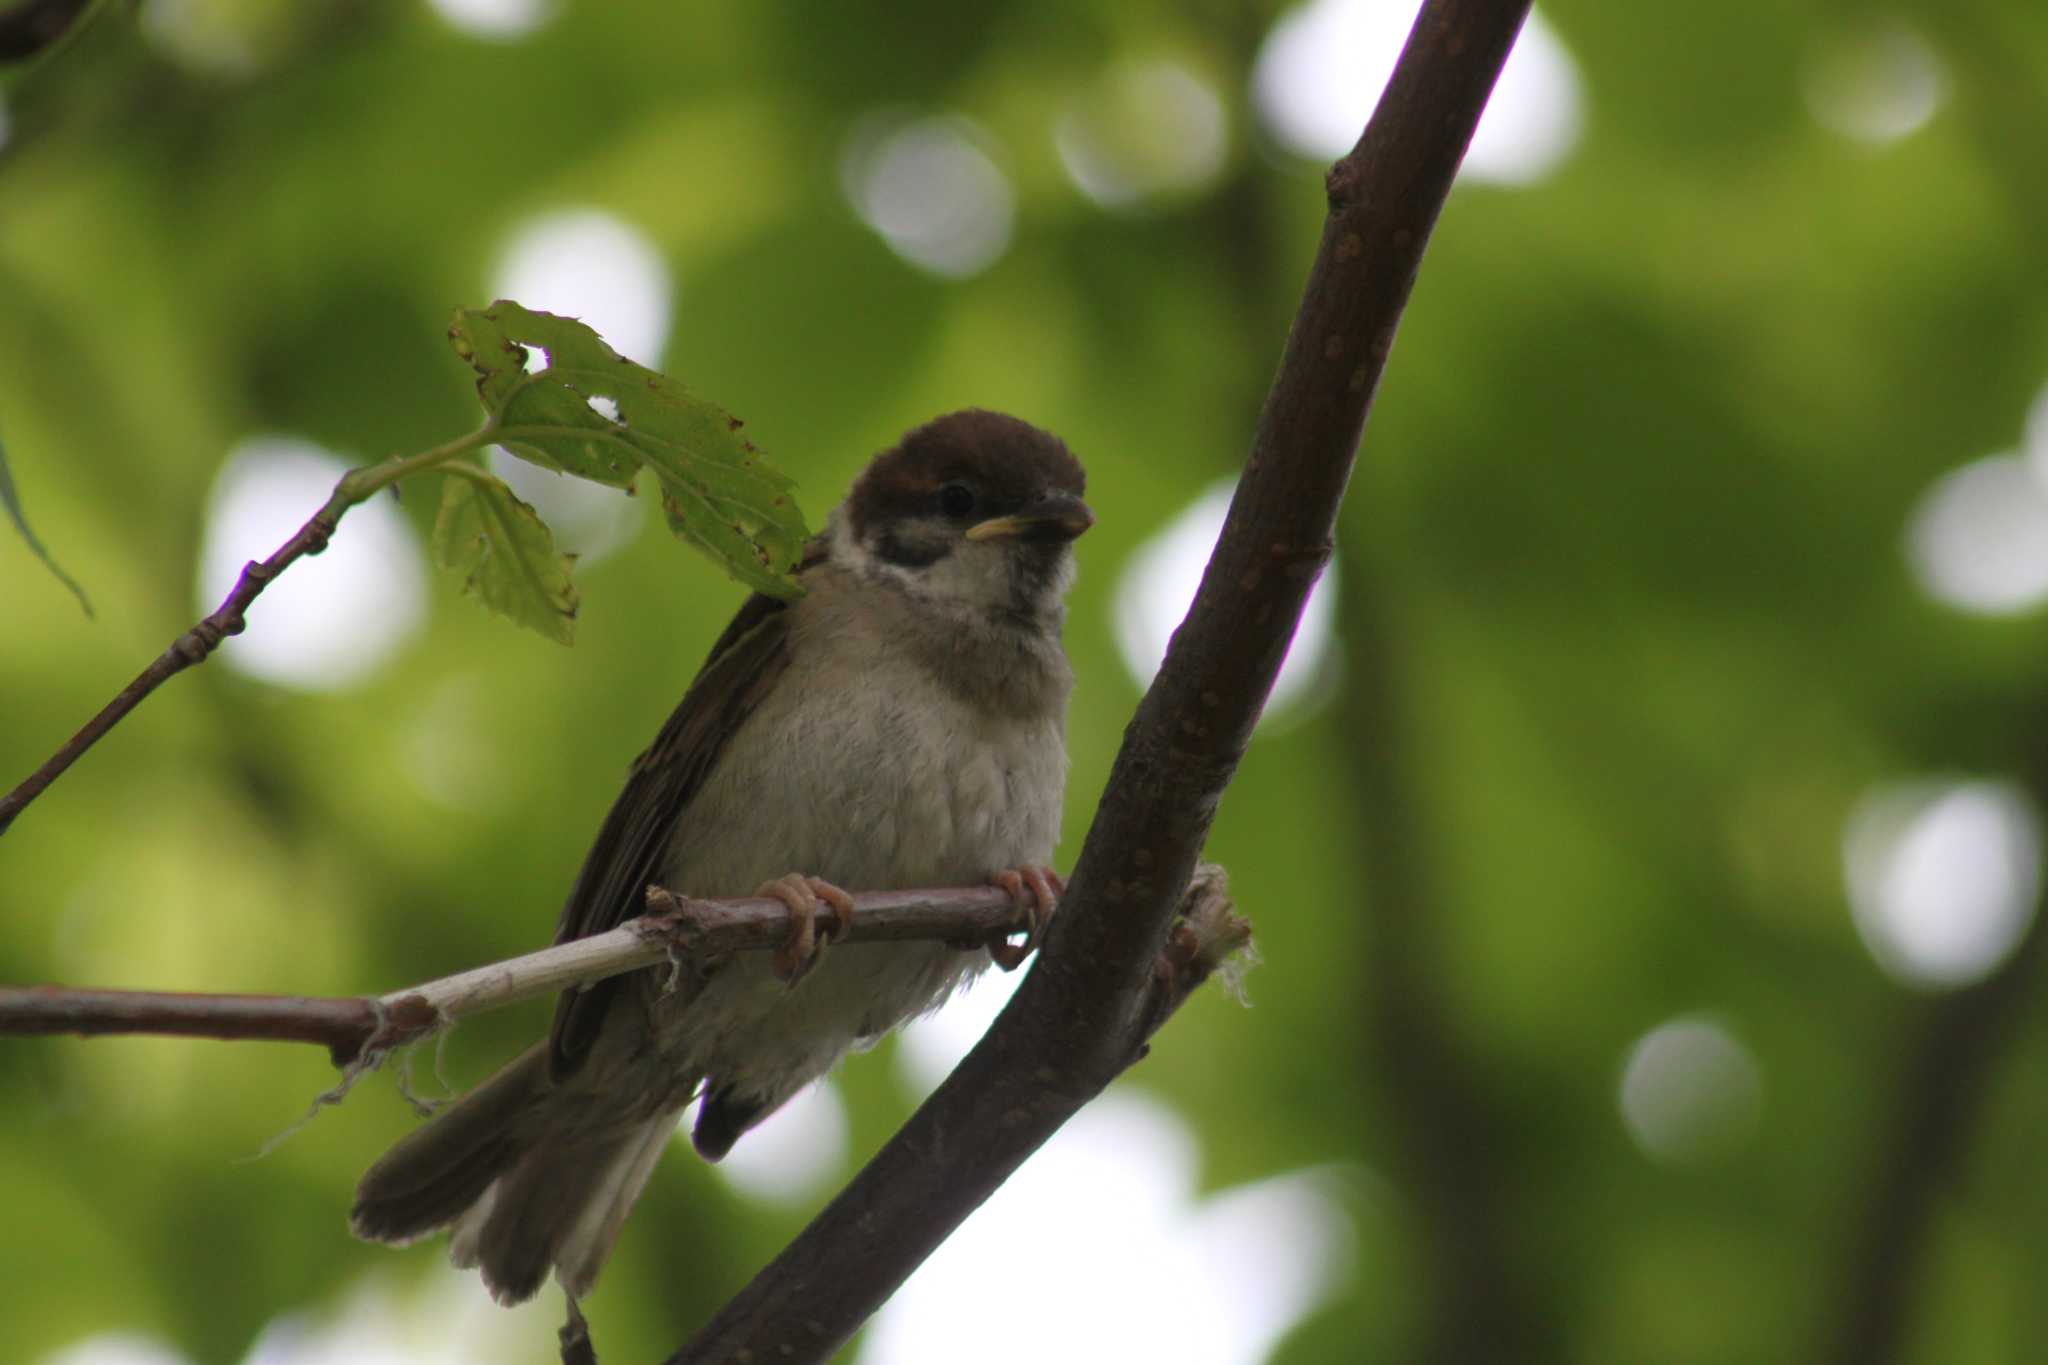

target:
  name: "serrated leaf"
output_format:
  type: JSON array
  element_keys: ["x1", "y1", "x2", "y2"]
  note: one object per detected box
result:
[
  {"x1": 432, "y1": 470, "x2": 579, "y2": 645},
  {"x1": 449, "y1": 301, "x2": 810, "y2": 598},
  {"x1": 660, "y1": 483, "x2": 805, "y2": 600},
  {"x1": 0, "y1": 426, "x2": 92, "y2": 617},
  {"x1": 450, "y1": 307, "x2": 640, "y2": 487},
  {"x1": 447, "y1": 308, "x2": 529, "y2": 412}
]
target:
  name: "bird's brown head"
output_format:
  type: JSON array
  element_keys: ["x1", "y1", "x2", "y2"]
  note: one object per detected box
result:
[{"x1": 838, "y1": 410, "x2": 1092, "y2": 617}]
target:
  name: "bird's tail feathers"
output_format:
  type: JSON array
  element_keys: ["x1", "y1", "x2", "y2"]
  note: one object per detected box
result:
[
  {"x1": 350, "y1": 1044, "x2": 548, "y2": 1248},
  {"x1": 352, "y1": 1043, "x2": 685, "y2": 1304},
  {"x1": 457, "y1": 1112, "x2": 679, "y2": 1304}
]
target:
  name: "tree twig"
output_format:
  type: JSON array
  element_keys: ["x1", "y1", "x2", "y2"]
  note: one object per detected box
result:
[
  {"x1": 0, "y1": 434, "x2": 485, "y2": 838},
  {"x1": 1824, "y1": 751, "x2": 2048, "y2": 1365},
  {"x1": 0, "y1": 985, "x2": 400, "y2": 1060},
  {"x1": 1337, "y1": 557, "x2": 1555, "y2": 1362},
  {"x1": 666, "y1": 4, "x2": 1531, "y2": 1361},
  {"x1": 0, "y1": 882, "x2": 1051, "y2": 1067}
]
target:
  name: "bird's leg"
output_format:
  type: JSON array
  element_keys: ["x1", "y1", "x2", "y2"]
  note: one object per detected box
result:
[
  {"x1": 987, "y1": 865, "x2": 1063, "y2": 970},
  {"x1": 558, "y1": 1294, "x2": 596, "y2": 1365},
  {"x1": 758, "y1": 873, "x2": 857, "y2": 983}
]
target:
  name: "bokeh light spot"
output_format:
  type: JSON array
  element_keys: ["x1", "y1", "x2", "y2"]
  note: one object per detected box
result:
[
  {"x1": 36, "y1": 1335, "x2": 188, "y2": 1365},
  {"x1": 686, "y1": 1079, "x2": 850, "y2": 1206},
  {"x1": 1055, "y1": 61, "x2": 1229, "y2": 210},
  {"x1": 426, "y1": 0, "x2": 555, "y2": 42},
  {"x1": 860, "y1": 1093, "x2": 1350, "y2": 1365},
  {"x1": 196, "y1": 438, "x2": 427, "y2": 691},
  {"x1": 1905, "y1": 455, "x2": 2048, "y2": 616},
  {"x1": 842, "y1": 115, "x2": 1015, "y2": 279},
  {"x1": 492, "y1": 208, "x2": 673, "y2": 364},
  {"x1": 486, "y1": 209, "x2": 669, "y2": 566},
  {"x1": 2019, "y1": 377, "x2": 2048, "y2": 487},
  {"x1": 1618, "y1": 1015, "x2": 1763, "y2": 1166},
  {"x1": 487, "y1": 446, "x2": 645, "y2": 567},
  {"x1": 244, "y1": 1267, "x2": 553, "y2": 1364},
  {"x1": 401, "y1": 672, "x2": 508, "y2": 811},
  {"x1": 1804, "y1": 18, "x2": 1947, "y2": 145},
  {"x1": 894, "y1": 964, "x2": 1023, "y2": 1094},
  {"x1": 139, "y1": 0, "x2": 266, "y2": 76},
  {"x1": 1114, "y1": 482, "x2": 1338, "y2": 726},
  {"x1": 1253, "y1": 0, "x2": 1582, "y2": 185},
  {"x1": 1844, "y1": 780, "x2": 2041, "y2": 990}
]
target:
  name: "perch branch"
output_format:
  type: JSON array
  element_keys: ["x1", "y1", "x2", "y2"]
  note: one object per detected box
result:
[
  {"x1": 0, "y1": 882, "x2": 1051, "y2": 1067},
  {"x1": 667, "y1": 3, "x2": 1533, "y2": 1361}
]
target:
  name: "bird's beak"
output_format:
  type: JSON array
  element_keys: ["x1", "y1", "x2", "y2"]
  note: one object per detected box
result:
[{"x1": 964, "y1": 493, "x2": 1096, "y2": 544}]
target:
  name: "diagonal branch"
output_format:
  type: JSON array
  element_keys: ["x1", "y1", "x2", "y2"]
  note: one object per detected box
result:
[
  {"x1": 0, "y1": 434, "x2": 486, "y2": 838},
  {"x1": 0, "y1": 500, "x2": 340, "y2": 837},
  {"x1": 667, "y1": 3, "x2": 1533, "y2": 1361},
  {"x1": 0, "y1": 0, "x2": 95, "y2": 63}
]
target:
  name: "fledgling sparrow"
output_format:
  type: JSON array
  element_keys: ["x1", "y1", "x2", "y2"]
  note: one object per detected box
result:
[{"x1": 351, "y1": 409, "x2": 1092, "y2": 1305}]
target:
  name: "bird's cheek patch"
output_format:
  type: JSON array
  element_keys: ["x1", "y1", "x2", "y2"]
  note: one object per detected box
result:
[{"x1": 874, "y1": 526, "x2": 952, "y2": 568}]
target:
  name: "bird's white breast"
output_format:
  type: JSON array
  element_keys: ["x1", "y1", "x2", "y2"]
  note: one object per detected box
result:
[{"x1": 653, "y1": 571, "x2": 1071, "y2": 1097}]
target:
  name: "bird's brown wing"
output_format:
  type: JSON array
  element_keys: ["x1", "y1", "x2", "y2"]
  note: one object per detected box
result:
[{"x1": 545, "y1": 542, "x2": 826, "y2": 1082}]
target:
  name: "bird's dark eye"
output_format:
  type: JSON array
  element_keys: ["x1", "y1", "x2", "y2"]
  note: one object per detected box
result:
[{"x1": 937, "y1": 482, "x2": 977, "y2": 518}]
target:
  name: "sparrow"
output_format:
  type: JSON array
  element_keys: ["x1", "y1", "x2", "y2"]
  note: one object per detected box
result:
[{"x1": 350, "y1": 409, "x2": 1092, "y2": 1306}]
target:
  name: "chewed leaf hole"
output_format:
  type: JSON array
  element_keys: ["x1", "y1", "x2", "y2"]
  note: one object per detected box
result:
[{"x1": 450, "y1": 301, "x2": 810, "y2": 599}]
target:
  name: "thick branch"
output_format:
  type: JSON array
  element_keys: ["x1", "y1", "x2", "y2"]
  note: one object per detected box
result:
[
  {"x1": 0, "y1": 883, "x2": 1044, "y2": 1067},
  {"x1": 668, "y1": 4, "x2": 1532, "y2": 1361},
  {"x1": 0, "y1": 0, "x2": 92, "y2": 62}
]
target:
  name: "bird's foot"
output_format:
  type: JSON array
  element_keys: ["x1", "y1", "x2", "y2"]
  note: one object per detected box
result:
[
  {"x1": 987, "y1": 865, "x2": 1063, "y2": 971},
  {"x1": 759, "y1": 873, "x2": 856, "y2": 983}
]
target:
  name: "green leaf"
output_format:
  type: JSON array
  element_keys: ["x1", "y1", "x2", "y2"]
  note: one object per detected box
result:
[
  {"x1": 431, "y1": 469, "x2": 579, "y2": 645},
  {"x1": 660, "y1": 484, "x2": 807, "y2": 600},
  {"x1": 449, "y1": 301, "x2": 810, "y2": 598},
  {"x1": 0, "y1": 426, "x2": 92, "y2": 618}
]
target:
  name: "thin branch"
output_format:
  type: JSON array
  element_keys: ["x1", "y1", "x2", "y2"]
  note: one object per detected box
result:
[
  {"x1": 0, "y1": 434, "x2": 486, "y2": 838},
  {"x1": 0, "y1": 882, "x2": 1046, "y2": 1067},
  {"x1": 667, "y1": 4, "x2": 1532, "y2": 1361},
  {"x1": 1823, "y1": 921, "x2": 2048, "y2": 1365},
  {"x1": 1824, "y1": 754, "x2": 2048, "y2": 1365},
  {"x1": 1336, "y1": 556, "x2": 1554, "y2": 1362},
  {"x1": 0, "y1": 985, "x2": 395, "y2": 1059}
]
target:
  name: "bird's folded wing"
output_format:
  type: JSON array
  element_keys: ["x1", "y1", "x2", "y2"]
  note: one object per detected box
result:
[{"x1": 544, "y1": 585, "x2": 800, "y2": 1083}]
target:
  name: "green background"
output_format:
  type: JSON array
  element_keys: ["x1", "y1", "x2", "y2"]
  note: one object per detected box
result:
[{"x1": 4, "y1": 1, "x2": 2048, "y2": 1362}]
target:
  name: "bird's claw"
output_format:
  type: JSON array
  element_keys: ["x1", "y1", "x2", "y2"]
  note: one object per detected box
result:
[
  {"x1": 987, "y1": 865, "x2": 1063, "y2": 971},
  {"x1": 759, "y1": 874, "x2": 856, "y2": 984}
]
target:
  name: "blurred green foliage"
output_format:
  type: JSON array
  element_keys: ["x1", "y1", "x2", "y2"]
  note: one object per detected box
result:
[{"x1": 4, "y1": 1, "x2": 2048, "y2": 1363}]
